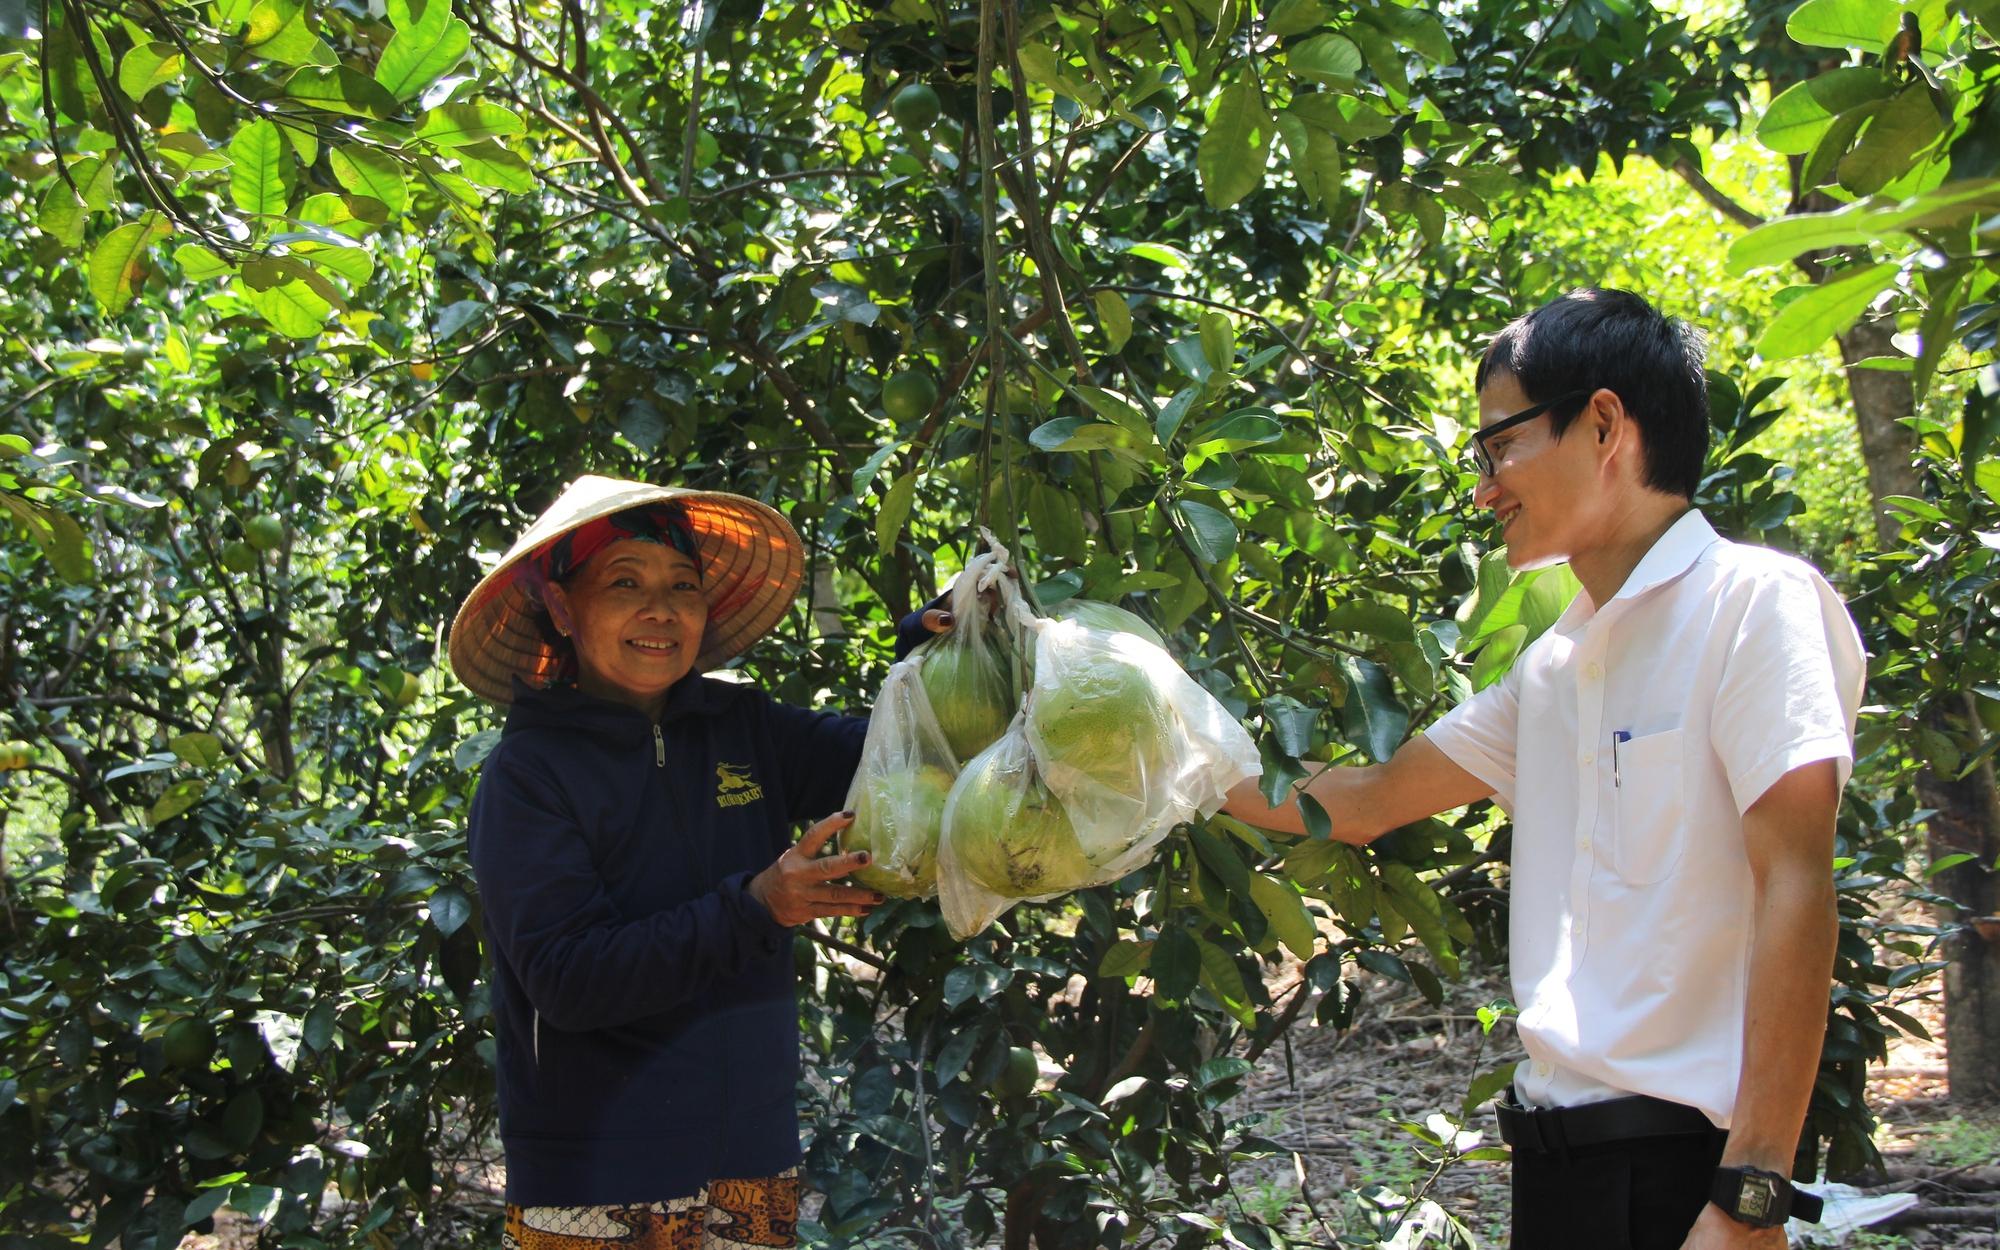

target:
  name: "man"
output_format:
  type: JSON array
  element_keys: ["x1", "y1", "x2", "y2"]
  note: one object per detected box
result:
[{"x1": 1224, "y1": 288, "x2": 1866, "y2": 1249}]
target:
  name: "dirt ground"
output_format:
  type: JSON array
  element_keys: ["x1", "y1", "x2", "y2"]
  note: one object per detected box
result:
[
  {"x1": 1226, "y1": 967, "x2": 2000, "y2": 1248},
  {"x1": 184, "y1": 968, "x2": 1998, "y2": 1249}
]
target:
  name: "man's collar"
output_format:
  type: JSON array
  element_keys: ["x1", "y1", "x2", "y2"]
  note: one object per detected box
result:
[
  {"x1": 1608, "y1": 509, "x2": 1718, "y2": 604},
  {"x1": 1552, "y1": 508, "x2": 1719, "y2": 631}
]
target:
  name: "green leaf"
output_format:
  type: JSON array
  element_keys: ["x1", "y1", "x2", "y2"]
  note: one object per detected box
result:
[
  {"x1": 1365, "y1": 4, "x2": 1455, "y2": 64},
  {"x1": 1197, "y1": 78, "x2": 1272, "y2": 210},
  {"x1": 228, "y1": 120, "x2": 291, "y2": 217},
  {"x1": 1336, "y1": 656, "x2": 1406, "y2": 762},
  {"x1": 1265, "y1": 0, "x2": 1331, "y2": 38},
  {"x1": 876, "y1": 471, "x2": 917, "y2": 555},
  {"x1": 375, "y1": 8, "x2": 470, "y2": 101},
  {"x1": 0, "y1": 493, "x2": 94, "y2": 583},
  {"x1": 1727, "y1": 199, "x2": 1906, "y2": 274},
  {"x1": 1199, "y1": 310, "x2": 1235, "y2": 371},
  {"x1": 117, "y1": 41, "x2": 182, "y2": 100},
  {"x1": 416, "y1": 102, "x2": 526, "y2": 147},
  {"x1": 1469, "y1": 623, "x2": 1526, "y2": 689},
  {"x1": 169, "y1": 733, "x2": 224, "y2": 768},
  {"x1": 1027, "y1": 482, "x2": 1086, "y2": 562},
  {"x1": 328, "y1": 145, "x2": 408, "y2": 214},
  {"x1": 284, "y1": 65, "x2": 400, "y2": 119},
  {"x1": 453, "y1": 140, "x2": 534, "y2": 193},
  {"x1": 1248, "y1": 871, "x2": 1319, "y2": 959},
  {"x1": 1276, "y1": 111, "x2": 1342, "y2": 208},
  {"x1": 242, "y1": 277, "x2": 332, "y2": 337},
  {"x1": 428, "y1": 886, "x2": 470, "y2": 936},
  {"x1": 1347, "y1": 20, "x2": 1407, "y2": 97},
  {"x1": 88, "y1": 214, "x2": 171, "y2": 315},
  {"x1": 1176, "y1": 499, "x2": 1239, "y2": 565},
  {"x1": 1838, "y1": 85, "x2": 1944, "y2": 197},
  {"x1": 1785, "y1": 0, "x2": 1911, "y2": 51},
  {"x1": 1286, "y1": 32, "x2": 1362, "y2": 85},
  {"x1": 1379, "y1": 862, "x2": 1459, "y2": 975},
  {"x1": 1190, "y1": 409, "x2": 1283, "y2": 451},
  {"x1": 1151, "y1": 925, "x2": 1199, "y2": 1000},
  {"x1": 1320, "y1": 843, "x2": 1376, "y2": 925},
  {"x1": 174, "y1": 243, "x2": 235, "y2": 280},
  {"x1": 1324, "y1": 599, "x2": 1415, "y2": 642},
  {"x1": 1195, "y1": 938, "x2": 1254, "y2": 1025},
  {"x1": 1756, "y1": 68, "x2": 1891, "y2": 155},
  {"x1": 245, "y1": 0, "x2": 334, "y2": 65},
  {"x1": 149, "y1": 778, "x2": 206, "y2": 824},
  {"x1": 1097, "y1": 938, "x2": 1153, "y2": 978},
  {"x1": 1756, "y1": 263, "x2": 1899, "y2": 359},
  {"x1": 1092, "y1": 290, "x2": 1132, "y2": 353},
  {"x1": 1288, "y1": 92, "x2": 1394, "y2": 140}
]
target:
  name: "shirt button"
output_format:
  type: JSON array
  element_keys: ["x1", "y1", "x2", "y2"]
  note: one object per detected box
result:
[
  {"x1": 1585, "y1": 662, "x2": 1603, "y2": 680},
  {"x1": 1577, "y1": 837, "x2": 1590, "y2": 851},
  {"x1": 1579, "y1": 751, "x2": 1595, "y2": 766},
  {"x1": 1534, "y1": 1061, "x2": 1552, "y2": 1078}
]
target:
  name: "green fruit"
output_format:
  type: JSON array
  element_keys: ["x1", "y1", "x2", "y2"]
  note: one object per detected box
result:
[
  {"x1": 1027, "y1": 651, "x2": 1174, "y2": 800},
  {"x1": 845, "y1": 764, "x2": 953, "y2": 897},
  {"x1": 0, "y1": 741, "x2": 31, "y2": 770},
  {"x1": 162, "y1": 1017, "x2": 217, "y2": 1070},
  {"x1": 220, "y1": 541, "x2": 258, "y2": 574},
  {"x1": 390, "y1": 668, "x2": 422, "y2": 708},
  {"x1": 890, "y1": 82, "x2": 941, "y2": 131},
  {"x1": 995, "y1": 1045, "x2": 1038, "y2": 1097},
  {"x1": 918, "y1": 640, "x2": 1015, "y2": 764},
  {"x1": 1048, "y1": 599, "x2": 1166, "y2": 649},
  {"x1": 946, "y1": 747, "x2": 1093, "y2": 898},
  {"x1": 243, "y1": 514, "x2": 285, "y2": 551},
  {"x1": 881, "y1": 370, "x2": 939, "y2": 422},
  {"x1": 1439, "y1": 543, "x2": 1476, "y2": 595}
]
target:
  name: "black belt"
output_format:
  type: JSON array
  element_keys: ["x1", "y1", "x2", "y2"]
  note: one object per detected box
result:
[{"x1": 1497, "y1": 1087, "x2": 1720, "y2": 1154}]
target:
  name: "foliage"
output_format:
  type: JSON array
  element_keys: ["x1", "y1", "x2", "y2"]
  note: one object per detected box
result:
[{"x1": 0, "y1": 0, "x2": 1981, "y2": 1247}]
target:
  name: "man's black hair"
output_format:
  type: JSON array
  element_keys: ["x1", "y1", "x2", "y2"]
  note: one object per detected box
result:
[{"x1": 1475, "y1": 287, "x2": 1709, "y2": 499}]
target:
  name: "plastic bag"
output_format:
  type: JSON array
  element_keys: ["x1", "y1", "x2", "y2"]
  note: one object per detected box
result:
[
  {"x1": 840, "y1": 659, "x2": 958, "y2": 899},
  {"x1": 910, "y1": 550, "x2": 1020, "y2": 766},
  {"x1": 936, "y1": 567, "x2": 1260, "y2": 938}
]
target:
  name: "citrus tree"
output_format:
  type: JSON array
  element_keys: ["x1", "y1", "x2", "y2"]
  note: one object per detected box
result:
[{"x1": 0, "y1": 0, "x2": 1958, "y2": 1246}]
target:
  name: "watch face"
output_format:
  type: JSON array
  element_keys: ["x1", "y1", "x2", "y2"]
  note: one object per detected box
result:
[{"x1": 1739, "y1": 1177, "x2": 1774, "y2": 1221}]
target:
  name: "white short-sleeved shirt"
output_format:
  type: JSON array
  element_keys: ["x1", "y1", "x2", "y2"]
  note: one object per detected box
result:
[{"x1": 1424, "y1": 510, "x2": 1866, "y2": 1127}]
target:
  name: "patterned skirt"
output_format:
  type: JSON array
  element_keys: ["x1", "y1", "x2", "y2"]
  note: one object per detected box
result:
[{"x1": 503, "y1": 1170, "x2": 799, "y2": 1250}]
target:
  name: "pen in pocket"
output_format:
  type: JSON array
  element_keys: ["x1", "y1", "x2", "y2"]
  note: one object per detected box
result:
[{"x1": 1612, "y1": 730, "x2": 1631, "y2": 788}]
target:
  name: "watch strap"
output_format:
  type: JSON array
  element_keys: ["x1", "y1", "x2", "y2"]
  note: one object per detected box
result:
[{"x1": 1710, "y1": 1166, "x2": 1823, "y2": 1227}]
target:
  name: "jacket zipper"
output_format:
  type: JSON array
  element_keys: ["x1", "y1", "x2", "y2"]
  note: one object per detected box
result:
[{"x1": 652, "y1": 724, "x2": 665, "y2": 768}]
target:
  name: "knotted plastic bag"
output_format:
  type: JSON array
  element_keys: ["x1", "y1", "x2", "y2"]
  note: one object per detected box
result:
[
  {"x1": 936, "y1": 568, "x2": 1259, "y2": 938},
  {"x1": 840, "y1": 654, "x2": 959, "y2": 899}
]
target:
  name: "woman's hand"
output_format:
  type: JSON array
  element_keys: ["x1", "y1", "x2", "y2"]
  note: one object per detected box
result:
[{"x1": 747, "y1": 811, "x2": 884, "y2": 927}]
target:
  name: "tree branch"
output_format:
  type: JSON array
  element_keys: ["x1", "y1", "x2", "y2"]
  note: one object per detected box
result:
[{"x1": 1670, "y1": 156, "x2": 1765, "y2": 230}]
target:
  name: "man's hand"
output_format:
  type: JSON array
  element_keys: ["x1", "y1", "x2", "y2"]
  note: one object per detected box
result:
[
  {"x1": 919, "y1": 606, "x2": 955, "y2": 634},
  {"x1": 1679, "y1": 1202, "x2": 1786, "y2": 1249},
  {"x1": 748, "y1": 811, "x2": 883, "y2": 927}
]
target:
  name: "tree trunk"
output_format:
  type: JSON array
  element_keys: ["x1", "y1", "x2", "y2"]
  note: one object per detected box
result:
[
  {"x1": 1914, "y1": 697, "x2": 2000, "y2": 1103},
  {"x1": 1835, "y1": 324, "x2": 2000, "y2": 1104},
  {"x1": 1834, "y1": 317, "x2": 1923, "y2": 549}
]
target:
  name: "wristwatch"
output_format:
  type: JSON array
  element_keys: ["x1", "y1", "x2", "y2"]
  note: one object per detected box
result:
[{"x1": 1710, "y1": 1165, "x2": 1824, "y2": 1227}]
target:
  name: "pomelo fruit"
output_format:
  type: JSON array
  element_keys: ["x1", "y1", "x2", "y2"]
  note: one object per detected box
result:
[
  {"x1": 0, "y1": 741, "x2": 32, "y2": 770},
  {"x1": 1047, "y1": 599, "x2": 1166, "y2": 649},
  {"x1": 220, "y1": 541, "x2": 259, "y2": 574},
  {"x1": 890, "y1": 82, "x2": 941, "y2": 131},
  {"x1": 162, "y1": 1016, "x2": 217, "y2": 1070},
  {"x1": 994, "y1": 1045, "x2": 1037, "y2": 1097},
  {"x1": 918, "y1": 639, "x2": 1015, "y2": 765},
  {"x1": 946, "y1": 748, "x2": 1092, "y2": 898},
  {"x1": 845, "y1": 763, "x2": 952, "y2": 897},
  {"x1": 243, "y1": 514, "x2": 285, "y2": 551},
  {"x1": 1027, "y1": 648, "x2": 1174, "y2": 797},
  {"x1": 881, "y1": 370, "x2": 938, "y2": 422}
]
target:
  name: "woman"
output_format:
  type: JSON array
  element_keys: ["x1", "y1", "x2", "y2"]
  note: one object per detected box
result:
[{"x1": 449, "y1": 476, "x2": 944, "y2": 1250}]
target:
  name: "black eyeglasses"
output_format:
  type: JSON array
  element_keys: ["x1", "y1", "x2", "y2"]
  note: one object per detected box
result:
[{"x1": 1467, "y1": 389, "x2": 1592, "y2": 478}]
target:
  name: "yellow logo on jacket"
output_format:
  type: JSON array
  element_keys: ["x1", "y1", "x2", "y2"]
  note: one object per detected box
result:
[{"x1": 714, "y1": 761, "x2": 765, "y2": 808}]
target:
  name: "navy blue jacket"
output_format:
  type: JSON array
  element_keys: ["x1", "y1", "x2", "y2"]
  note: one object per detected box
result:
[{"x1": 469, "y1": 610, "x2": 937, "y2": 1205}]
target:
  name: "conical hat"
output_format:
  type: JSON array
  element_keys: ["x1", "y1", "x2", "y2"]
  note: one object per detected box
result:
[{"x1": 448, "y1": 475, "x2": 802, "y2": 704}]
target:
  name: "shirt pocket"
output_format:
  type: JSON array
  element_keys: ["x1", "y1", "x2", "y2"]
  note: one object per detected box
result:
[{"x1": 1611, "y1": 727, "x2": 1686, "y2": 884}]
